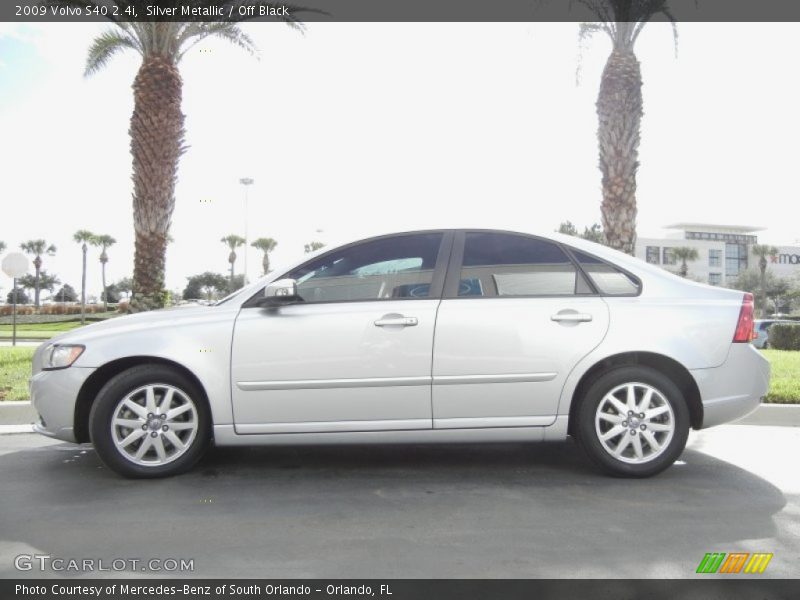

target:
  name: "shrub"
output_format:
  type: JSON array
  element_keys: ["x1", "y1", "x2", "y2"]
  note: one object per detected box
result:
[{"x1": 769, "y1": 324, "x2": 800, "y2": 351}]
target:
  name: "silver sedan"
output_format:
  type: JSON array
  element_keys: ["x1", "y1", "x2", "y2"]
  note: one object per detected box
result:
[{"x1": 30, "y1": 228, "x2": 770, "y2": 478}]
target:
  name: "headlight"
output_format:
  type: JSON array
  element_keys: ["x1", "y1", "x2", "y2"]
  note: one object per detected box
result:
[{"x1": 43, "y1": 345, "x2": 85, "y2": 370}]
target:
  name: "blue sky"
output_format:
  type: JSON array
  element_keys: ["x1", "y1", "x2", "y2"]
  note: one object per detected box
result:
[
  {"x1": 1, "y1": 22, "x2": 798, "y2": 299},
  {"x1": 0, "y1": 31, "x2": 46, "y2": 108}
]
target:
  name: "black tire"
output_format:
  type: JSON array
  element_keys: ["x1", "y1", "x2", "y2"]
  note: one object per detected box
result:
[
  {"x1": 574, "y1": 366, "x2": 690, "y2": 478},
  {"x1": 89, "y1": 365, "x2": 211, "y2": 479}
]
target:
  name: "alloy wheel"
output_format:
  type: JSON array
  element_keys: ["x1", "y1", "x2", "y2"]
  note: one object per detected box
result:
[
  {"x1": 594, "y1": 382, "x2": 675, "y2": 464},
  {"x1": 110, "y1": 384, "x2": 199, "y2": 466}
]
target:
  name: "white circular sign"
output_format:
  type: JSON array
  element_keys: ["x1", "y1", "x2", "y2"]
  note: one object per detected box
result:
[{"x1": 2, "y1": 253, "x2": 29, "y2": 278}]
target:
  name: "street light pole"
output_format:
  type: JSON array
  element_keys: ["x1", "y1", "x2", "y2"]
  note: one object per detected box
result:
[
  {"x1": 12, "y1": 277, "x2": 17, "y2": 347},
  {"x1": 239, "y1": 177, "x2": 254, "y2": 285}
]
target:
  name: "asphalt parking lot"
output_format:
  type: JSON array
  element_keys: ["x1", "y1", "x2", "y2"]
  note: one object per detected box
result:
[{"x1": 0, "y1": 425, "x2": 798, "y2": 579}]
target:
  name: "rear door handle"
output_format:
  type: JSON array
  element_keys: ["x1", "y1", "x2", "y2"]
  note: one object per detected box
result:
[
  {"x1": 551, "y1": 312, "x2": 593, "y2": 323},
  {"x1": 374, "y1": 315, "x2": 418, "y2": 327}
]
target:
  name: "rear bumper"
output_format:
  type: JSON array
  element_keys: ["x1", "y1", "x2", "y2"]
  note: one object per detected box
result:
[
  {"x1": 29, "y1": 367, "x2": 95, "y2": 444},
  {"x1": 691, "y1": 344, "x2": 770, "y2": 429}
]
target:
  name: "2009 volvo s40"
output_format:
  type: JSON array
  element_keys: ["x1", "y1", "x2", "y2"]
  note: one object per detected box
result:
[{"x1": 31, "y1": 228, "x2": 770, "y2": 478}]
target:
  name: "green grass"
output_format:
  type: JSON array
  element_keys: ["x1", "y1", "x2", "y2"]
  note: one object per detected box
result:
[
  {"x1": 0, "y1": 347, "x2": 35, "y2": 401},
  {"x1": 761, "y1": 349, "x2": 800, "y2": 404},
  {"x1": 0, "y1": 321, "x2": 86, "y2": 339},
  {"x1": 0, "y1": 346, "x2": 797, "y2": 403}
]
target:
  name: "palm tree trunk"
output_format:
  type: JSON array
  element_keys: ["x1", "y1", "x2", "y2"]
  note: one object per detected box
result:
[
  {"x1": 680, "y1": 260, "x2": 688, "y2": 278},
  {"x1": 81, "y1": 244, "x2": 87, "y2": 325},
  {"x1": 596, "y1": 50, "x2": 642, "y2": 256},
  {"x1": 263, "y1": 253, "x2": 269, "y2": 276},
  {"x1": 129, "y1": 54, "x2": 185, "y2": 312},
  {"x1": 33, "y1": 256, "x2": 42, "y2": 308},
  {"x1": 101, "y1": 262, "x2": 108, "y2": 312}
]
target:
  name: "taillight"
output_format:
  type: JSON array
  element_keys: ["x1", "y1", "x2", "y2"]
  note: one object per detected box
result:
[{"x1": 733, "y1": 293, "x2": 755, "y2": 342}]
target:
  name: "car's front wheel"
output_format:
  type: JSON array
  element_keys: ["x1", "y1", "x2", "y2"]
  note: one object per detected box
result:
[
  {"x1": 575, "y1": 366, "x2": 690, "y2": 478},
  {"x1": 89, "y1": 365, "x2": 211, "y2": 478}
]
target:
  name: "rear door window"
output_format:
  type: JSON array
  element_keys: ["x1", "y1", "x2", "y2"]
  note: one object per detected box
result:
[{"x1": 458, "y1": 232, "x2": 582, "y2": 297}]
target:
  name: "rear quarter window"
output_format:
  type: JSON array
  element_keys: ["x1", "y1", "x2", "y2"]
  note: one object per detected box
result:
[{"x1": 572, "y1": 250, "x2": 641, "y2": 296}]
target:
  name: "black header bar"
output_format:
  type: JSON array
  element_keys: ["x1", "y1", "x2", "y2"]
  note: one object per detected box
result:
[{"x1": 5, "y1": 0, "x2": 800, "y2": 23}]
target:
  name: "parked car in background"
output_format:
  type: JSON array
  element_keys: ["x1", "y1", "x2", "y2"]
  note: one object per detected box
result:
[
  {"x1": 30, "y1": 228, "x2": 770, "y2": 479},
  {"x1": 752, "y1": 319, "x2": 796, "y2": 349}
]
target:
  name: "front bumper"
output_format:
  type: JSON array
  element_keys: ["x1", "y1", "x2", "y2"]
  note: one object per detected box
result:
[
  {"x1": 691, "y1": 344, "x2": 770, "y2": 429},
  {"x1": 29, "y1": 367, "x2": 96, "y2": 443}
]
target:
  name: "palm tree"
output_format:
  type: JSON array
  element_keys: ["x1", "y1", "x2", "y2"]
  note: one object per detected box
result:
[
  {"x1": 0, "y1": 241, "x2": 6, "y2": 254},
  {"x1": 90, "y1": 234, "x2": 117, "y2": 312},
  {"x1": 42, "y1": 3, "x2": 310, "y2": 312},
  {"x1": 221, "y1": 235, "x2": 246, "y2": 289},
  {"x1": 671, "y1": 246, "x2": 698, "y2": 278},
  {"x1": 251, "y1": 238, "x2": 278, "y2": 275},
  {"x1": 304, "y1": 241, "x2": 325, "y2": 254},
  {"x1": 73, "y1": 230, "x2": 95, "y2": 324},
  {"x1": 20, "y1": 239, "x2": 57, "y2": 307},
  {"x1": 752, "y1": 244, "x2": 779, "y2": 317},
  {"x1": 579, "y1": 1, "x2": 677, "y2": 255}
]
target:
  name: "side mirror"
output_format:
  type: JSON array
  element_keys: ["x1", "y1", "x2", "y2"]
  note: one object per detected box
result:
[{"x1": 259, "y1": 279, "x2": 301, "y2": 306}]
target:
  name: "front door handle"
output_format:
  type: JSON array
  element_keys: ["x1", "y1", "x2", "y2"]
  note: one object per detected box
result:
[
  {"x1": 551, "y1": 312, "x2": 593, "y2": 323},
  {"x1": 374, "y1": 315, "x2": 418, "y2": 327}
]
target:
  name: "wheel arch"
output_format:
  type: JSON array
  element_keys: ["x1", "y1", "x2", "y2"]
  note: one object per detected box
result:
[
  {"x1": 73, "y1": 356, "x2": 211, "y2": 443},
  {"x1": 566, "y1": 351, "x2": 703, "y2": 436}
]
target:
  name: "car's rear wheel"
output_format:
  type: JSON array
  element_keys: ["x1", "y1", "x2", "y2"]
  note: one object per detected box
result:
[
  {"x1": 89, "y1": 365, "x2": 211, "y2": 478},
  {"x1": 575, "y1": 366, "x2": 690, "y2": 478}
]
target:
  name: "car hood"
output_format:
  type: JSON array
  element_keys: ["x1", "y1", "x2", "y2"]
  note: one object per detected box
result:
[{"x1": 47, "y1": 305, "x2": 231, "y2": 345}]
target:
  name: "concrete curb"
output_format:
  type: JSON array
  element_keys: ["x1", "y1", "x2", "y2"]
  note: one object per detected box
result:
[
  {"x1": 0, "y1": 424, "x2": 34, "y2": 434},
  {"x1": 733, "y1": 404, "x2": 800, "y2": 427},
  {"x1": 0, "y1": 402, "x2": 37, "y2": 426}
]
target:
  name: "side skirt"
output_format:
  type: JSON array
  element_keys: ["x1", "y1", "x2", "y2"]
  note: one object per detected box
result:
[{"x1": 213, "y1": 416, "x2": 569, "y2": 446}]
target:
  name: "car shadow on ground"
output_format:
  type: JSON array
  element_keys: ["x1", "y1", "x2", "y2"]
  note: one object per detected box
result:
[{"x1": 0, "y1": 437, "x2": 788, "y2": 578}]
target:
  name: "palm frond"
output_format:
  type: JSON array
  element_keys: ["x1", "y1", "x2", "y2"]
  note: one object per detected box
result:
[
  {"x1": 630, "y1": 12, "x2": 677, "y2": 55},
  {"x1": 576, "y1": 22, "x2": 609, "y2": 85},
  {"x1": 177, "y1": 23, "x2": 259, "y2": 61},
  {"x1": 576, "y1": 0, "x2": 683, "y2": 55},
  {"x1": 73, "y1": 230, "x2": 95, "y2": 243},
  {"x1": 85, "y1": 28, "x2": 141, "y2": 76}
]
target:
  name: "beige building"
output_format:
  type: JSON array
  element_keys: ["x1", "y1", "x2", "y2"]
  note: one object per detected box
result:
[{"x1": 635, "y1": 223, "x2": 800, "y2": 287}]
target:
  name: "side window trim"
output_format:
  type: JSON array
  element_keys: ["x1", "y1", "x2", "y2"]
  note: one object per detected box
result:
[
  {"x1": 242, "y1": 230, "x2": 454, "y2": 308},
  {"x1": 443, "y1": 230, "x2": 593, "y2": 299}
]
